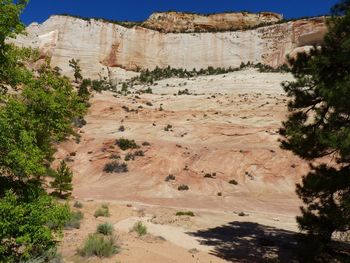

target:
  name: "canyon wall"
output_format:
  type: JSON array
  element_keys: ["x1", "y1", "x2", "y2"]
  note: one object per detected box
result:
[
  {"x1": 141, "y1": 11, "x2": 283, "y2": 33},
  {"x1": 11, "y1": 14, "x2": 327, "y2": 80}
]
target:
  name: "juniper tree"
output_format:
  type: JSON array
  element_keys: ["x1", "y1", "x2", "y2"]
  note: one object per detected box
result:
[
  {"x1": 280, "y1": 0, "x2": 350, "y2": 260},
  {"x1": 69, "y1": 58, "x2": 83, "y2": 83},
  {"x1": 50, "y1": 161, "x2": 73, "y2": 198}
]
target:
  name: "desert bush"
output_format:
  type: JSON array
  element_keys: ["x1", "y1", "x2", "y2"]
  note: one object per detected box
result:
[
  {"x1": 73, "y1": 201, "x2": 83, "y2": 208},
  {"x1": 165, "y1": 174, "x2": 176, "y2": 182},
  {"x1": 118, "y1": 125, "x2": 125, "y2": 132},
  {"x1": 178, "y1": 89, "x2": 190, "y2": 95},
  {"x1": 134, "y1": 150, "x2": 145, "y2": 157},
  {"x1": 115, "y1": 138, "x2": 139, "y2": 150},
  {"x1": 176, "y1": 211, "x2": 194, "y2": 217},
  {"x1": 142, "y1": 141, "x2": 151, "y2": 146},
  {"x1": 65, "y1": 210, "x2": 84, "y2": 229},
  {"x1": 178, "y1": 184, "x2": 189, "y2": 191},
  {"x1": 109, "y1": 154, "x2": 120, "y2": 160},
  {"x1": 103, "y1": 161, "x2": 128, "y2": 173},
  {"x1": 229, "y1": 179, "x2": 238, "y2": 185},
  {"x1": 97, "y1": 222, "x2": 114, "y2": 236},
  {"x1": 124, "y1": 153, "x2": 135, "y2": 161},
  {"x1": 164, "y1": 124, "x2": 172, "y2": 131},
  {"x1": 94, "y1": 205, "x2": 110, "y2": 218},
  {"x1": 132, "y1": 221, "x2": 147, "y2": 236},
  {"x1": 78, "y1": 233, "x2": 119, "y2": 258}
]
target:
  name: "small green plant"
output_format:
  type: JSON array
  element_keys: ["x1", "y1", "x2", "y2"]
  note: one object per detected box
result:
[
  {"x1": 229, "y1": 179, "x2": 238, "y2": 185},
  {"x1": 115, "y1": 138, "x2": 139, "y2": 150},
  {"x1": 94, "y1": 205, "x2": 110, "y2": 218},
  {"x1": 165, "y1": 174, "x2": 176, "y2": 182},
  {"x1": 78, "y1": 233, "x2": 119, "y2": 258},
  {"x1": 176, "y1": 211, "x2": 194, "y2": 217},
  {"x1": 65, "y1": 210, "x2": 84, "y2": 229},
  {"x1": 103, "y1": 161, "x2": 128, "y2": 173},
  {"x1": 97, "y1": 222, "x2": 114, "y2": 236},
  {"x1": 133, "y1": 221, "x2": 147, "y2": 236},
  {"x1": 73, "y1": 201, "x2": 83, "y2": 208},
  {"x1": 178, "y1": 184, "x2": 189, "y2": 191}
]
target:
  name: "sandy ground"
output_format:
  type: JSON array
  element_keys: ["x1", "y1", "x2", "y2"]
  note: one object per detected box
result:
[{"x1": 58, "y1": 69, "x2": 306, "y2": 262}]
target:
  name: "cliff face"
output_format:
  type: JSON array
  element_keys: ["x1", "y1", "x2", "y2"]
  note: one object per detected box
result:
[
  {"x1": 141, "y1": 12, "x2": 283, "y2": 33},
  {"x1": 11, "y1": 14, "x2": 327, "y2": 80}
]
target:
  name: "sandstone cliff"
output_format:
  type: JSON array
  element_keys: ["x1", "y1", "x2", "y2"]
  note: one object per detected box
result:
[
  {"x1": 11, "y1": 13, "x2": 327, "y2": 80},
  {"x1": 141, "y1": 11, "x2": 283, "y2": 33}
]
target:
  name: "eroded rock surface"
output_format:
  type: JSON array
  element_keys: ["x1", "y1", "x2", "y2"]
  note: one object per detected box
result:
[{"x1": 10, "y1": 14, "x2": 326, "y2": 80}]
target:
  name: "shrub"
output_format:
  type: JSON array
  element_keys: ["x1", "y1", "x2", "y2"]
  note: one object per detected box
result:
[
  {"x1": 118, "y1": 125, "x2": 125, "y2": 132},
  {"x1": 133, "y1": 221, "x2": 147, "y2": 236},
  {"x1": 103, "y1": 161, "x2": 128, "y2": 173},
  {"x1": 115, "y1": 138, "x2": 139, "y2": 150},
  {"x1": 73, "y1": 201, "x2": 83, "y2": 208},
  {"x1": 94, "y1": 205, "x2": 110, "y2": 218},
  {"x1": 97, "y1": 222, "x2": 114, "y2": 236},
  {"x1": 165, "y1": 174, "x2": 176, "y2": 182},
  {"x1": 178, "y1": 184, "x2": 189, "y2": 191},
  {"x1": 124, "y1": 153, "x2": 135, "y2": 161},
  {"x1": 78, "y1": 233, "x2": 119, "y2": 258},
  {"x1": 164, "y1": 124, "x2": 172, "y2": 131},
  {"x1": 134, "y1": 150, "x2": 145, "y2": 157},
  {"x1": 229, "y1": 179, "x2": 238, "y2": 185},
  {"x1": 176, "y1": 211, "x2": 194, "y2": 217},
  {"x1": 109, "y1": 154, "x2": 120, "y2": 160},
  {"x1": 65, "y1": 210, "x2": 84, "y2": 229}
]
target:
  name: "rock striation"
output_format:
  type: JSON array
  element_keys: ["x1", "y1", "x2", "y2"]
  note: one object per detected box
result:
[{"x1": 11, "y1": 13, "x2": 327, "y2": 80}]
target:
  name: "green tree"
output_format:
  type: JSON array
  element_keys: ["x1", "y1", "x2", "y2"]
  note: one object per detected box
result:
[
  {"x1": 69, "y1": 58, "x2": 83, "y2": 83},
  {"x1": 50, "y1": 161, "x2": 73, "y2": 198},
  {"x1": 280, "y1": 0, "x2": 350, "y2": 260},
  {"x1": 0, "y1": 191, "x2": 70, "y2": 262}
]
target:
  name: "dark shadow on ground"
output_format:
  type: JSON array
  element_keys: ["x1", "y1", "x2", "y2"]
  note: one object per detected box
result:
[{"x1": 188, "y1": 221, "x2": 298, "y2": 263}]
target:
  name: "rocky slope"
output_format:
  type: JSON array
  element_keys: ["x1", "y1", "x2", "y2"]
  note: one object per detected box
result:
[
  {"x1": 11, "y1": 13, "x2": 327, "y2": 80},
  {"x1": 141, "y1": 11, "x2": 283, "y2": 33}
]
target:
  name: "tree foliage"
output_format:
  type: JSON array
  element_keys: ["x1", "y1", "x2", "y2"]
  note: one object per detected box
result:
[
  {"x1": 69, "y1": 58, "x2": 83, "y2": 83},
  {"x1": 0, "y1": 191, "x2": 70, "y2": 262},
  {"x1": 0, "y1": 1, "x2": 88, "y2": 261},
  {"x1": 280, "y1": 0, "x2": 350, "y2": 260},
  {"x1": 50, "y1": 161, "x2": 73, "y2": 198}
]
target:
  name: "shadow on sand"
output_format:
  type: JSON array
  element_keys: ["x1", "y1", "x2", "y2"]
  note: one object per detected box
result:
[{"x1": 188, "y1": 221, "x2": 298, "y2": 263}]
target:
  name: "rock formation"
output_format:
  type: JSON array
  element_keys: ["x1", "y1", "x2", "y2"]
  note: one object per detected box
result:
[
  {"x1": 141, "y1": 11, "x2": 283, "y2": 33},
  {"x1": 10, "y1": 13, "x2": 327, "y2": 80}
]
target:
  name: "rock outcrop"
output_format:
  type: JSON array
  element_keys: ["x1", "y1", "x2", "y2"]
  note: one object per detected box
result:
[
  {"x1": 141, "y1": 11, "x2": 283, "y2": 33},
  {"x1": 10, "y1": 13, "x2": 327, "y2": 80}
]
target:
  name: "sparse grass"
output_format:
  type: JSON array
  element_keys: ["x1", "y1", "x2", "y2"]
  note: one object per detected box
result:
[
  {"x1": 115, "y1": 138, "x2": 139, "y2": 150},
  {"x1": 178, "y1": 184, "x2": 189, "y2": 191},
  {"x1": 97, "y1": 222, "x2": 114, "y2": 236},
  {"x1": 132, "y1": 221, "x2": 147, "y2": 236},
  {"x1": 103, "y1": 161, "x2": 128, "y2": 173},
  {"x1": 165, "y1": 174, "x2": 176, "y2": 182},
  {"x1": 78, "y1": 233, "x2": 119, "y2": 258},
  {"x1": 65, "y1": 210, "x2": 84, "y2": 229},
  {"x1": 176, "y1": 211, "x2": 194, "y2": 217},
  {"x1": 94, "y1": 205, "x2": 110, "y2": 218},
  {"x1": 73, "y1": 201, "x2": 83, "y2": 208}
]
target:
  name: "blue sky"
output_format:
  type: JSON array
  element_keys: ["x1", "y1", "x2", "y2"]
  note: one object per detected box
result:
[{"x1": 21, "y1": 0, "x2": 339, "y2": 25}]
